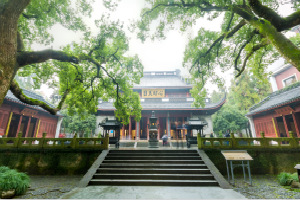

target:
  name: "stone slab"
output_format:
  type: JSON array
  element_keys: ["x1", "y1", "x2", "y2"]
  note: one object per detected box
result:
[{"x1": 60, "y1": 186, "x2": 246, "y2": 199}]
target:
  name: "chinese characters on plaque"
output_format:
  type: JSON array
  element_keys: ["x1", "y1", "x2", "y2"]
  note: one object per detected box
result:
[{"x1": 142, "y1": 89, "x2": 165, "y2": 98}]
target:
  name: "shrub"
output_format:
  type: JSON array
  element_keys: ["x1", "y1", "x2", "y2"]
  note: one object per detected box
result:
[
  {"x1": 0, "y1": 166, "x2": 10, "y2": 174},
  {"x1": 277, "y1": 172, "x2": 299, "y2": 186},
  {"x1": 0, "y1": 167, "x2": 30, "y2": 195}
]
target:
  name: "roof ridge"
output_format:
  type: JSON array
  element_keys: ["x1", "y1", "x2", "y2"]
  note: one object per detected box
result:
[{"x1": 249, "y1": 81, "x2": 300, "y2": 111}]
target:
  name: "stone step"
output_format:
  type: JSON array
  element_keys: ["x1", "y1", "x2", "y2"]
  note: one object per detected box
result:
[
  {"x1": 97, "y1": 168, "x2": 211, "y2": 174},
  {"x1": 108, "y1": 154, "x2": 199, "y2": 157},
  {"x1": 109, "y1": 150, "x2": 197, "y2": 154},
  {"x1": 105, "y1": 156, "x2": 201, "y2": 160},
  {"x1": 88, "y1": 179, "x2": 219, "y2": 187},
  {"x1": 102, "y1": 160, "x2": 205, "y2": 164},
  {"x1": 99, "y1": 163, "x2": 208, "y2": 169},
  {"x1": 93, "y1": 173, "x2": 215, "y2": 180}
]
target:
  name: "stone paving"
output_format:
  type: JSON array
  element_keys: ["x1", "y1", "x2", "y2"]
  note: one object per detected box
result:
[
  {"x1": 14, "y1": 175, "x2": 82, "y2": 199},
  {"x1": 14, "y1": 174, "x2": 300, "y2": 199},
  {"x1": 233, "y1": 175, "x2": 300, "y2": 199}
]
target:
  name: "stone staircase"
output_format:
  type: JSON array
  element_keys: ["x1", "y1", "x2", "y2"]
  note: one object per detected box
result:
[{"x1": 88, "y1": 150, "x2": 219, "y2": 187}]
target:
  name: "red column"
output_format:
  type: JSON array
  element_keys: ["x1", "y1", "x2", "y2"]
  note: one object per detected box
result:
[
  {"x1": 157, "y1": 117, "x2": 160, "y2": 140},
  {"x1": 273, "y1": 117, "x2": 280, "y2": 137},
  {"x1": 292, "y1": 112, "x2": 300, "y2": 137},
  {"x1": 147, "y1": 117, "x2": 149, "y2": 140},
  {"x1": 282, "y1": 115, "x2": 290, "y2": 137},
  {"x1": 122, "y1": 124, "x2": 125, "y2": 140},
  {"x1": 16, "y1": 115, "x2": 23, "y2": 137},
  {"x1": 25, "y1": 117, "x2": 31, "y2": 137},
  {"x1": 129, "y1": 117, "x2": 132, "y2": 140}
]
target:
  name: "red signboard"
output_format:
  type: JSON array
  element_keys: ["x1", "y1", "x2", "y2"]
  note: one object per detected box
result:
[
  {"x1": 275, "y1": 106, "x2": 294, "y2": 115},
  {"x1": 21, "y1": 108, "x2": 38, "y2": 116}
]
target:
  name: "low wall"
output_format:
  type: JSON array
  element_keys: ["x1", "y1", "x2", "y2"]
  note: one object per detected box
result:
[
  {"x1": 205, "y1": 149, "x2": 300, "y2": 175},
  {"x1": 0, "y1": 149, "x2": 102, "y2": 175}
]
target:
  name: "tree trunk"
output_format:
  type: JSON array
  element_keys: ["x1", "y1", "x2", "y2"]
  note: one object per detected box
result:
[{"x1": 0, "y1": 0, "x2": 30, "y2": 105}]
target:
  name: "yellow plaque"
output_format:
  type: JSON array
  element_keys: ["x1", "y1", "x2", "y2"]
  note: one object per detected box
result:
[{"x1": 142, "y1": 89, "x2": 165, "y2": 98}]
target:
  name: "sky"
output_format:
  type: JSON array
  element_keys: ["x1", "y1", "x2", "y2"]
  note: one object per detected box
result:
[{"x1": 34, "y1": 0, "x2": 296, "y2": 97}]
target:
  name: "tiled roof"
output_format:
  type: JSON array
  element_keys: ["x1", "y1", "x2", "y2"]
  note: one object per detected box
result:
[
  {"x1": 98, "y1": 97, "x2": 226, "y2": 111},
  {"x1": 133, "y1": 76, "x2": 192, "y2": 89},
  {"x1": 5, "y1": 89, "x2": 55, "y2": 112},
  {"x1": 247, "y1": 82, "x2": 300, "y2": 116}
]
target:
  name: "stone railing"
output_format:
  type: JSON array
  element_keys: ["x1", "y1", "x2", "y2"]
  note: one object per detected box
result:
[
  {"x1": 0, "y1": 132, "x2": 109, "y2": 150},
  {"x1": 197, "y1": 131, "x2": 300, "y2": 149}
]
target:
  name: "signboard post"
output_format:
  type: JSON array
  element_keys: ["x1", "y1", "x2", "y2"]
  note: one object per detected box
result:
[{"x1": 221, "y1": 150, "x2": 253, "y2": 186}]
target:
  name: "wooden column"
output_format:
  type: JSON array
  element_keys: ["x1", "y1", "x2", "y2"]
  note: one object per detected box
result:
[
  {"x1": 5, "y1": 112, "x2": 13, "y2": 136},
  {"x1": 272, "y1": 117, "x2": 280, "y2": 137},
  {"x1": 16, "y1": 115, "x2": 23, "y2": 137},
  {"x1": 166, "y1": 116, "x2": 169, "y2": 138},
  {"x1": 136, "y1": 120, "x2": 139, "y2": 140},
  {"x1": 25, "y1": 117, "x2": 31, "y2": 137},
  {"x1": 147, "y1": 117, "x2": 149, "y2": 140},
  {"x1": 282, "y1": 115, "x2": 290, "y2": 137},
  {"x1": 292, "y1": 112, "x2": 300, "y2": 137},
  {"x1": 122, "y1": 124, "x2": 125, "y2": 140},
  {"x1": 35, "y1": 119, "x2": 41, "y2": 137},
  {"x1": 129, "y1": 117, "x2": 132, "y2": 140},
  {"x1": 157, "y1": 117, "x2": 160, "y2": 140}
]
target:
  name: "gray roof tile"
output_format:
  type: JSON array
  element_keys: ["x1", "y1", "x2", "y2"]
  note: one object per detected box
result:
[
  {"x1": 5, "y1": 89, "x2": 55, "y2": 111},
  {"x1": 133, "y1": 76, "x2": 192, "y2": 89},
  {"x1": 247, "y1": 82, "x2": 300, "y2": 116},
  {"x1": 98, "y1": 97, "x2": 225, "y2": 110}
]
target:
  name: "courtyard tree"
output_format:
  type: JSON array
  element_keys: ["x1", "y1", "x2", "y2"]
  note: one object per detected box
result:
[
  {"x1": 212, "y1": 103, "x2": 249, "y2": 136},
  {"x1": 0, "y1": 0, "x2": 143, "y2": 124},
  {"x1": 228, "y1": 69, "x2": 271, "y2": 113},
  {"x1": 61, "y1": 110, "x2": 96, "y2": 137},
  {"x1": 137, "y1": 0, "x2": 300, "y2": 105}
]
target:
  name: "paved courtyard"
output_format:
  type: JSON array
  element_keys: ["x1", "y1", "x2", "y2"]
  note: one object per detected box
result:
[{"x1": 14, "y1": 175, "x2": 300, "y2": 199}]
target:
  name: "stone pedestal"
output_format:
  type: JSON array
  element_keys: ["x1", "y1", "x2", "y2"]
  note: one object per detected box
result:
[{"x1": 148, "y1": 130, "x2": 158, "y2": 148}]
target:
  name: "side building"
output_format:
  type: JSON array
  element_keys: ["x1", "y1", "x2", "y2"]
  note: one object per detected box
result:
[
  {"x1": 247, "y1": 63, "x2": 300, "y2": 138},
  {"x1": 96, "y1": 70, "x2": 226, "y2": 140},
  {"x1": 0, "y1": 89, "x2": 63, "y2": 138}
]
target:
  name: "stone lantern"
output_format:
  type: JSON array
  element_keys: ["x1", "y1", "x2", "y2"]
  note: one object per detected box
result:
[
  {"x1": 148, "y1": 111, "x2": 159, "y2": 148},
  {"x1": 295, "y1": 164, "x2": 300, "y2": 182}
]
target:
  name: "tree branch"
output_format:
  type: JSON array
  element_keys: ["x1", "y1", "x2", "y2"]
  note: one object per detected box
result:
[
  {"x1": 234, "y1": 31, "x2": 256, "y2": 75},
  {"x1": 56, "y1": 89, "x2": 69, "y2": 110},
  {"x1": 248, "y1": 0, "x2": 300, "y2": 31},
  {"x1": 10, "y1": 80, "x2": 59, "y2": 115},
  {"x1": 235, "y1": 42, "x2": 268, "y2": 78},
  {"x1": 17, "y1": 50, "x2": 79, "y2": 67},
  {"x1": 142, "y1": 2, "x2": 227, "y2": 18}
]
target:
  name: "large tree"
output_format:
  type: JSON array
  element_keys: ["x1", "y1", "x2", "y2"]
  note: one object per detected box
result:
[
  {"x1": 0, "y1": 0, "x2": 143, "y2": 123},
  {"x1": 137, "y1": 0, "x2": 300, "y2": 106}
]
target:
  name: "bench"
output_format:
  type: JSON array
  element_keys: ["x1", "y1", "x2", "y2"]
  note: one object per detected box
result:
[
  {"x1": 109, "y1": 137, "x2": 120, "y2": 148},
  {"x1": 186, "y1": 136, "x2": 197, "y2": 148}
]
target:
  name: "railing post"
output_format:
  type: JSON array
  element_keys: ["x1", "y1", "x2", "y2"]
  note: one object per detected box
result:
[
  {"x1": 104, "y1": 133, "x2": 109, "y2": 149},
  {"x1": 289, "y1": 131, "x2": 297, "y2": 148},
  {"x1": 15, "y1": 132, "x2": 23, "y2": 148},
  {"x1": 39, "y1": 132, "x2": 47, "y2": 148},
  {"x1": 72, "y1": 134, "x2": 77, "y2": 149},
  {"x1": 230, "y1": 133, "x2": 235, "y2": 148},
  {"x1": 260, "y1": 131, "x2": 268, "y2": 147},
  {"x1": 197, "y1": 132, "x2": 202, "y2": 149}
]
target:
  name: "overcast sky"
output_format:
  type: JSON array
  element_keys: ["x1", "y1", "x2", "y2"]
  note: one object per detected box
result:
[{"x1": 34, "y1": 0, "x2": 295, "y2": 97}]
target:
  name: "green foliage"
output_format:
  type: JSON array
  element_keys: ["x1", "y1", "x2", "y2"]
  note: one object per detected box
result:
[
  {"x1": 61, "y1": 110, "x2": 96, "y2": 137},
  {"x1": 0, "y1": 167, "x2": 30, "y2": 195},
  {"x1": 277, "y1": 172, "x2": 299, "y2": 186},
  {"x1": 212, "y1": 103, "x2": 248, "y2": 135},
  {"x1": 228, "y1": 70, "x2": 271, "y2": 113},
  {"x1": 136, "y1": 0, "x2": 299, "y2": 105},
  {"x1": 14, "y1": 1, "x2": 143, "y2": 123},
  {"x1": 0, "y1": 166, "x2": 10, "y2": 174}
]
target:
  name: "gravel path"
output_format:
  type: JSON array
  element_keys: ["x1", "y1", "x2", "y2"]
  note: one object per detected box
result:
[
  {"x1": 14, "y1": 175, "x2": 82, "y2": 199},
  {"x1": 14, "y1": 175, "x2": 300, "y2": 199},
  {"x1": 233, "y1": 175, "x2": 300, "y2": 199}
]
